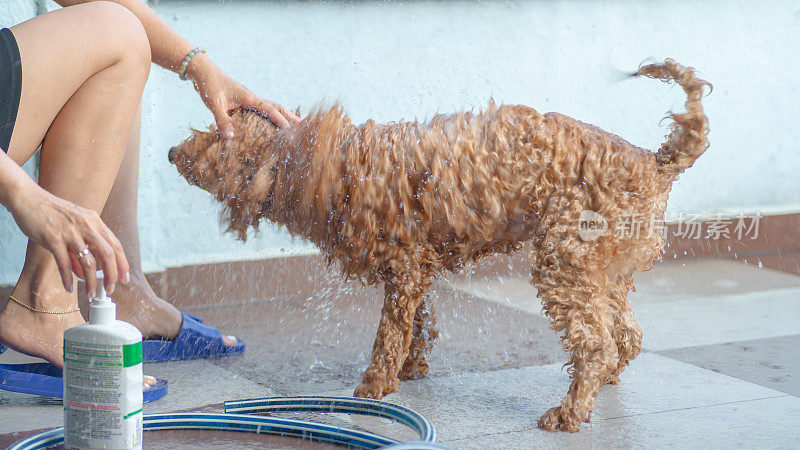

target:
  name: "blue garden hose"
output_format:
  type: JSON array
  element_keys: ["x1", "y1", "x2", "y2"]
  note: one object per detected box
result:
[
  {"x1": 8, "y1": 396, "x2": 449, "y2": 450},
  {"x1": 225, "y1": 395, "x2": 436, "y2": 442}
]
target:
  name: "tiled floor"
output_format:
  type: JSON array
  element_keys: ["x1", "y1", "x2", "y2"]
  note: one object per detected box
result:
[{"x1": 2, "y1": 259, "x2": 799, "y2": 448}]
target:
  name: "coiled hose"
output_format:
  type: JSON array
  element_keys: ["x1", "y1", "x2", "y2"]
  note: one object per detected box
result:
[{"x1": 8, "y1": 395, "x2": 450, "y2": 449}]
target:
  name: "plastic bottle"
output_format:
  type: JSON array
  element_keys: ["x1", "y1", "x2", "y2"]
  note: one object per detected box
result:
[{"x1": 63, "y1": 271, "x2": 143, "y2": 449}]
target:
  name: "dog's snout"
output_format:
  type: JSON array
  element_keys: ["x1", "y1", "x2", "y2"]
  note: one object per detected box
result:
[{"x1": 168, "y1": 146, "x2": 178, "y2": 164}]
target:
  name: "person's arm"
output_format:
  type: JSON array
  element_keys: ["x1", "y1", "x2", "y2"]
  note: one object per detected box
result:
[
  {"x1": 56, "y1": 0, "x2": 195, "y2": 74},
  {"x1": 55, "y1": 0, "x2": 300, "y2": 135},
  {"x1": 0, "y1": 150, "x2": 129, "y2": 296}
]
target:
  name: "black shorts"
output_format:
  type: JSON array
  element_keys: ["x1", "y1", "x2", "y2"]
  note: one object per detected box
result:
[{"x1": 0, "y1": 28, "x2": 22, "y2": 153}]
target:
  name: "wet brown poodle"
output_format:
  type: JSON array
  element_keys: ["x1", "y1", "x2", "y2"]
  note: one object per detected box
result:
[{"x1": 168, "y1": 59, "x2": 710, "y2": 432}]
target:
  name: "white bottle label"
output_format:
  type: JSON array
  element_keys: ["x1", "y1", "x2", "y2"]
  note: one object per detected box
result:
[{"x1": 63, "y1": 340, "x2": 143, "y2": 449}]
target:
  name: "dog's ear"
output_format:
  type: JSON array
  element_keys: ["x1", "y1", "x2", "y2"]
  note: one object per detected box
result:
[
  {"x1": 248, "y1": 154, "x2": 279, "y2": 199},
  {"x1": 190, "y1": 127, "x2": 214, "y2": 142},
  {"x1": 220, "y1": 153, "x2": 278, "y2": 242}
]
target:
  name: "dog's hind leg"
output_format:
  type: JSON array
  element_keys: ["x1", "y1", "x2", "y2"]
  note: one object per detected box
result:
[
  {"x1": 534, "y1": 263, "x2": 619, "y2": 432},
  {"x1": 398, "y1": 298, "x2": 438, "y2": 381},
  {"x1": 606, "y1": 273, "x2": 642, "y2": 385},
  {"x1": 354, "y1": 258, "x2": 434, "y2": 399}
]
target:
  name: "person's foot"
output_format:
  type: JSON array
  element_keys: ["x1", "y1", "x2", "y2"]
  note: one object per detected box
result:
[
  {"x1": 110, "y1": 270, "x2": 237, "y2": 346},
  {"x1": 0, "y1": 293, "x2": 83, "y2": 368},
  {"x1": 0, "y1": 270, "x2": 156, "y2": 390}
]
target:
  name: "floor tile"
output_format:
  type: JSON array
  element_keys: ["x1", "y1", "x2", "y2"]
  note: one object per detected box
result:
[
  {"x1": 143, "y1": 359, "x2": 278, "y2": 414},
  {"x1": 634, "y1": 287, "x2": 800, "y2": 351},
  {"x1": 315, "y1": 352, "x2": 790, "y2": 446},
  {"x1": 0, "y1": 359, "x2": 276, "y2": 435},
  {"x1": 188, "y1": 284, "x2": 563, "y2": 395},
  {"x1": 137, "y1": 430, "x2": 340, "y2": 449},
  {"x1": 0, "y1": 401, "x2": 62, "y2": 435},
  {"x1": 659, "y1": 334, "x2": 800, "y2": 397},
  {"x1": 450, "y1": 395, "x2": 800, "y2": 449}
]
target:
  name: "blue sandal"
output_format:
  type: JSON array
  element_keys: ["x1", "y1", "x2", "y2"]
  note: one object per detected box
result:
[
  {"x1": 142, "y1": 312, "x2": 245, "y2": 362},
  {"x1": 0, "y1": 361, "x2": 167, "y2": 403},
  {"x1": 182, "y1": 311, "x2": 204, "y2": 323},
  {"x1": 0, "y1": 342, "x2": 167, "y2": 402}
]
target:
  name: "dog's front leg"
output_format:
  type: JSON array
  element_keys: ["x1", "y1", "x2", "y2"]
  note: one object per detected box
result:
[{"x1": 355, "y1": 278, "x2": 428, "y2": 399}]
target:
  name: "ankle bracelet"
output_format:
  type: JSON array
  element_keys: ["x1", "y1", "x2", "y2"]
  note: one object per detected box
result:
[{"x1": 8, "y1": 295, "x2": 80, "y2": 314}]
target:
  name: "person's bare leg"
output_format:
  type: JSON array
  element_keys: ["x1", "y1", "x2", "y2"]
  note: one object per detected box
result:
[
  {"x1": 95, "y1": 108, "x2": 179, "y2": 340},
  {"x1": 99, "y1": 109, "x2": 236, "y2": 344},
  {"x1": 0, "y1": 3, "x2": 150, "y2": 368}
]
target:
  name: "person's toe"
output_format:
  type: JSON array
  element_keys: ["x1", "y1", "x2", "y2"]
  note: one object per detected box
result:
[
  {"x1": 143, "y1": 375, "x2": 156, "y2": 390},
  {"x1": 222, "y1": 335, "x2": 237, "y2": 346}
]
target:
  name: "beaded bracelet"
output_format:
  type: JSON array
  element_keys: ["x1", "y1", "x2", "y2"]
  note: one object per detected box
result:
[{"x1": 178, "y1": 46, "x2": 206, "y2": 81}]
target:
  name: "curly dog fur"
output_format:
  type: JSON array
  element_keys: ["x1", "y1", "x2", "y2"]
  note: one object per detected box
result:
[{"x1": 168, "y1": 59, "x2": 710, "y2": 432}]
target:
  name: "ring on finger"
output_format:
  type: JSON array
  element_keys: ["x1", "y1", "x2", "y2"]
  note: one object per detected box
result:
[{"x1": 76, "y1": 247, "x2": 92, "y2": 260}]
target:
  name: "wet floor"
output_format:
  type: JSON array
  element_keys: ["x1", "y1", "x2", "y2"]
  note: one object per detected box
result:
[{"x1": 2, "y1": 259, "x2": 799, "y2": 448}]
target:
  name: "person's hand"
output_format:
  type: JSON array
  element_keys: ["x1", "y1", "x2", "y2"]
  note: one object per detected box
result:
[
  {"x1": 185, "y1": 55, "x2": 300, "y2": 139},
  {"x1": 7, "y1": 182, "x2": 129, "y2": 297}
]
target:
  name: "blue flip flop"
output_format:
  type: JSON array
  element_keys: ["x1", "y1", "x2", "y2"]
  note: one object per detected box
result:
[
  {"x1": 142, "y1": 311, "x2": 245, "y2": 363},
  {"x1": 182, "y1": 311, "x2": 204, "y2": 323},
  {"x1": 0, "y1": 314, "x2": 204, "y2": 359},
  {"x1": 0, "y1": 362, "x2": 167, "y2": 402}
]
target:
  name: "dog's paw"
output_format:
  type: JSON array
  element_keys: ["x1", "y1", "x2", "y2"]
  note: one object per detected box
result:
[
  {"x1": 353, "y1": 382, "x2": 388, "y2": 399},
  {"x1": 537, "y1": 406, "x2": 582, "y2": 432}
]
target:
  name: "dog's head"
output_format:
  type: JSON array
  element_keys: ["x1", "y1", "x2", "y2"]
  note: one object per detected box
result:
[
  {"x1": 169, "y1": 109, "x2": 290, "y2": 240},
  {"x1": 168, "y1": 108, "x2": 282, "y2": 197},
  {"x1": 169, "y1": 105, "x2": 354, "y2": 240}
]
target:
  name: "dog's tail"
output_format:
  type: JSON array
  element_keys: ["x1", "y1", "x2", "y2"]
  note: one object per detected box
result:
[{"x1": 632, "y1": 59, "x2": 711, "y2": 175}]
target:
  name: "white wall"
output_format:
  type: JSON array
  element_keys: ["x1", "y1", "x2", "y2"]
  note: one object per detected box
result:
[
  {"x1": 0, "y1": 0, "x2": 35, "y2": 23},
  {"x1": 1, "y1": 0, "x2": 799, "y2": 283}
]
